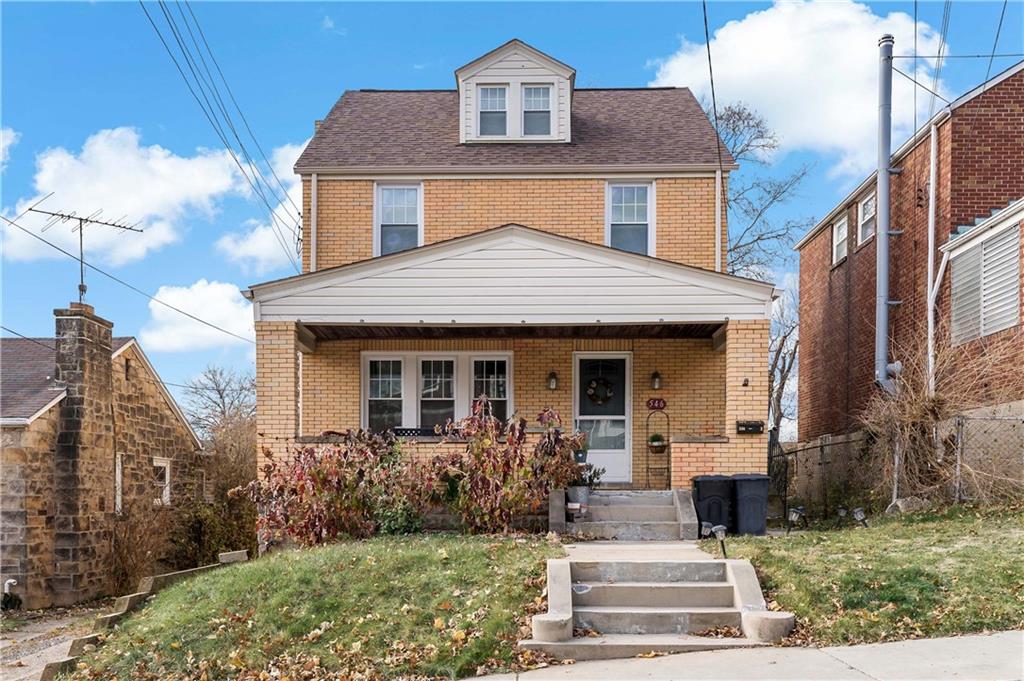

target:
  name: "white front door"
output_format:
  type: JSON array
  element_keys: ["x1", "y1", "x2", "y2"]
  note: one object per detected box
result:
[{"x1": 574, "y1": 353, "x2": 632, "y2": 483}]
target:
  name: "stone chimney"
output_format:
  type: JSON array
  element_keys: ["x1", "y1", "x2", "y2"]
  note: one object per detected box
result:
[{"x1": 51, "y1": 302, "x2": 115, "y2": 606}]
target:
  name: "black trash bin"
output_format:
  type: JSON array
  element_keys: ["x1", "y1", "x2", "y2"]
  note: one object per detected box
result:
[
  {"x1": 732, "y1": 474, "x2": 770, "y2": 535},
  {"x1": 691, "y1": 475, "x2": 733, "y2": 531}
]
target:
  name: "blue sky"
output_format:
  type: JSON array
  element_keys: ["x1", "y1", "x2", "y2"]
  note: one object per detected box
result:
[{"x1": 2, "y1": 1, "x2": 1022, "y2": 406}]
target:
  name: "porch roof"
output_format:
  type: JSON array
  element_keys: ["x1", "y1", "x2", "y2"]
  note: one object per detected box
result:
[{"x1": 246, "y1": 224, "x2": 777, "y2": 329}]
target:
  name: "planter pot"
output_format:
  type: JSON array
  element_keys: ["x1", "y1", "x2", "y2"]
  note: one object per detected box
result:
[
  {"x1": 567, "y1": 486, "x2": 590, "y2": 507},
  {"x1": 648, "y1": 441, "x2": 668, "y2": 455}
]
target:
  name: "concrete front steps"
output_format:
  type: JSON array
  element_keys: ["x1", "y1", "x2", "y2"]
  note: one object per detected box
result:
[
  {"x1": 568, "y1": 490, "x2": 696, "y2": 541},
  {"x1": 521, "y1": 558, "x2": 793, "y2": 661}
]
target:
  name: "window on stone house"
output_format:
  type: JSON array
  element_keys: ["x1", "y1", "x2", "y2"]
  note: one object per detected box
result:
[
  {"x1": 152, "y1": 457, "x2": 171, "y2": 506},
  {"x1": 832, "y1": 216, "x2": 849, "y2": 264},
  {"x1": 115, "y1": 452, "x2": 123, "y2": 515}
]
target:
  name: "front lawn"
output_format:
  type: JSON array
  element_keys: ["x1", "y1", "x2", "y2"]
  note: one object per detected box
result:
[
  {"x1": 68, "y1": 533, "x2": 563, "y2": 679},
  {"x1": 703, "y1": 504, "x2": 1024, "y2": 645}
]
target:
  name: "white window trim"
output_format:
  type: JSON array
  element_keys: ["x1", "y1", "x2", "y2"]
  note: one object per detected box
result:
[
  {"x1": 361, "y1": 351, "x2": 514, "y2": 430},
  {"x1": 152, "y1": 456, "x2": 171, "y2": 506},
  {"x1": 477, "y1": 84, "x2": 509, "y2": 138},
  {"x1": 832, "y1": 216, "x2": 849, "y2": 264},
  {"x1": 571, "y1": 351, "x2": 633, "y2": 484},
  {"x1": 417, "y1": 356, "x2": 458, "y2": 429},
  {"x1": 372, "y1": 182, "x2": 424, "y2": 257},
  {"x1": 521, "y1": 83, "x2": 555, "y2": 139},
  {"x1": 858, "y1": 193, "x2": 876, "y2": 246},
  {"x1": 114, "y1": 452, "x2": 123, "y2": 515},
  {"x1": 605, "y1": 180, "x2": 657, "y2": 257}
]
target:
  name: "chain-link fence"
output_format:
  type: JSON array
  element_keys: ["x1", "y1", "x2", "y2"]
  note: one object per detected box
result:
[{"x1": 772, "y1": 413, "x2": 1024, "y2": 518}]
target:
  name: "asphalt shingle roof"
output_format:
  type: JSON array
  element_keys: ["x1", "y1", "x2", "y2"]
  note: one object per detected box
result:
[
  {"x1": 1, "y1": 337, "x2": 132, "y2": 420},
  {"x1": 295, "y1": 88, "x2": 735, "y2": 171}
]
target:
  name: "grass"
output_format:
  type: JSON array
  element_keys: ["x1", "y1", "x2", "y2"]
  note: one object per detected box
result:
[
  {"x1": 702, "y1": 504, "x2": 1024, "y2": 645},
  {"x1": 1, "y1": 615, "x2": 28, "y2": 632},
  {"x1": 68, "y1": 533, "x2": 563, "y2": 680}
]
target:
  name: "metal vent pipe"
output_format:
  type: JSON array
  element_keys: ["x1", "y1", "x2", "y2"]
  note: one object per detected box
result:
[{"x1": 875, "y1": 34, "x2": 900, "y2": 394}]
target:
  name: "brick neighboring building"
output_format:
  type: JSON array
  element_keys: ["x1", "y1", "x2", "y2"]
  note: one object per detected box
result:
[
  {"x1": 796, "y1": 61, "x2": 1024, "y2": 442},
  {"x1": 246, "y1": 40, "x2": 778, "y2": 489},
  {"x1": 0, "y1": 303, "x2": 207, "y2": 609}
]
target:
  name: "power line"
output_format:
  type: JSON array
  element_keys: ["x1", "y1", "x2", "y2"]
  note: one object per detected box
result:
[
  {"x1": 892, "y1": 53, "x2": 1024, "y2": 59},
  {"x1": 986, "y1": 0, "x2": 1009, "y2": 82},
  {"x1": 1, "y1": 214, "x2": 255, "y2": 345},
  {"x1": 138, "y1": 0, "x2": 301, "y2": 273},
  {"x1": 929, "y1": 0, "x2": 953, "y2": 117},
  {"x1": 701, "y1": 1, "x2": 725, "y2": 177},
  {"x1": 894, "y1": 66, "x2": 953, "y2": 105}
]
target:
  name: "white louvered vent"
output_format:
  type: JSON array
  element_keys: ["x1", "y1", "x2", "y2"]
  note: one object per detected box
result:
[{"x1": 951, "y1": 224, "x2": 1020, "y2": 345}]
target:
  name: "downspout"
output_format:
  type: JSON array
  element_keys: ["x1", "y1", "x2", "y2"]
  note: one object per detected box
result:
[
  {"x1": 715, "y1": 169, "x2": 723, "y2": 272},
  {"x1": 875, "y1": 35, "x2": 900, "y2": 394},
  {"x1": 310, "y1": 173, "x2": 318, "y2": 273},
  {"x1": 926, "y1": 123, "x2": 938, "y2": 396}
]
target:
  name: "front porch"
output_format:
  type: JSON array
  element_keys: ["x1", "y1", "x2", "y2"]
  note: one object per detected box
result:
[{"x1": 248, "y1": 225, "x2": 775, "y2": 489}]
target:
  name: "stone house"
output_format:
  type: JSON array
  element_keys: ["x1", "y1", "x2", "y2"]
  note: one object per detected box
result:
[
  {"x1": 246, "y1": 40, "x2": 778, "y2": 489},
  {"x1": 1, "y1": 302, "x2": 206, "y2": 609},
  {"x1": 796, "y1": 60, "x2": 1024, "y2": 443}
]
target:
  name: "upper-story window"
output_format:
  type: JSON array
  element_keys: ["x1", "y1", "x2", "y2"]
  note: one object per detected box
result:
[
  {"x1": 607, "y1": 183, "x2": 653, "y2": 256},
  {"x1": 832, "y1": 216, "x2": 848, "y2": 264},
  {"x1": 478, "y1": 86, "x2": 507, "y2": 136},
  {"x1": 858, "y1": 193, "x2": 876, "y2": 245},
  {"x1": 951, "y1": 224, "x2": 1021, "y2": 345},
  {"x1": 376, "y1": 184, "x2": 422, "y2": 256},
  {"x1": 523, "y1": 86, "x2": 551, "y2": 136}
]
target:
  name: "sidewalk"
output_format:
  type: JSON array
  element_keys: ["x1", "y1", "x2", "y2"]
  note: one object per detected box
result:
[{"x1": 492, "y1": 631, "x2": 1023, "y2": 680}]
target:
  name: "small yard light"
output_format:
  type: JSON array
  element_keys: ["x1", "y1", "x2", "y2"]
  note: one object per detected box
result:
[
  {"x1": 852, "y1": 507, "x2": 868, "y2": 528},
  {"x1": 712, "y1": 524, "x2": 728, "y2": 558},
  {"x1": 701, "y1": 521, "x2": 713, "y2": 538},
  {"x1": 787, "y1": 506, "x2": 806, "y2": 535},
  {"x1": 650, "y1": 371, "x2": 662, "y2": 390},
  {"x1": 835, "y1": 506, "x2": 848, "y2": 529},
  {"x1": 547, "y1": 371, "x2": 559, "y2": 390}
]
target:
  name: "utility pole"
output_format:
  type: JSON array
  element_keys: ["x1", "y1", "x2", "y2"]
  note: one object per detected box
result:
[
  {"x1": 875, "y1": 34, "x2": 901, "y2": 395},
  {"x1": 29, "y1": 208, "x2": 143, "y2": 303}
]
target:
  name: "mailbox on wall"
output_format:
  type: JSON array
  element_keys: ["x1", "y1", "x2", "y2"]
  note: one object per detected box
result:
[{"x1": 736, "y1": 420, "x2": 765, "y2": 435}]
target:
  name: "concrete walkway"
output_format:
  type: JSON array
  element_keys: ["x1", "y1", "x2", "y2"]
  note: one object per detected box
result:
[
  {"x1": 496, "y1": 631, "x2": 1023, "y2": 680},
  {"x1": 563, "y1": 540, "x2": 712, "y2": 562},
  {"x1": 1, "y1": 605, "x2": 106, "y2": 681}
]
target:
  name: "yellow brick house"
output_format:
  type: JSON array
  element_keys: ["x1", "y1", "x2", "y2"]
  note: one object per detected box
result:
[{"x1": 245, "y1": 40, "x2": 777, "y2": 489}]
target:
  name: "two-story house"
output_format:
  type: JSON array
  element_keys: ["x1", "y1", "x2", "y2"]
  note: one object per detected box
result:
[
  {"x1": 246, "y1": 40, "x2": 777, "y2": 489},
  {"x1": 796, "y1": 60, "x2": 1024, "y2": 443}
]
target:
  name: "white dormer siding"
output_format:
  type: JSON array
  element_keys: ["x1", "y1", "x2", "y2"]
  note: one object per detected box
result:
[{"x1": 456, "y1": 40, "x2": 575, "y2": 144}]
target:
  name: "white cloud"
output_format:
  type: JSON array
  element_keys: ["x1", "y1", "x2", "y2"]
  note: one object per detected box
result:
[
  {"x1": 321, "y1": 15, "x2": 346, "y2": 36},
  {"x1": 2, "y1": 127, "x2": 246, "y2": 265},
  {"x1": 650, "y1": 0, "x2": 949, "y2": 177},
  {"x1": 0, "y1": 127, "x2": 21, "y2": 170},
  {"x1": 215, "y1": 139, "x2": 308, "y2": 275},
  {"x1": 139, "y1": 279, "x2": 254, "y2": 352}
]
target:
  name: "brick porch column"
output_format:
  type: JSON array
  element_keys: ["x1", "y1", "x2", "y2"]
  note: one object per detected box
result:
[
  {"x1": 255, "y1": 321, "x2": 300, "y2": 470},
  {"x1": 723, "y1": 318, "x2": 770, "y2": 473}
]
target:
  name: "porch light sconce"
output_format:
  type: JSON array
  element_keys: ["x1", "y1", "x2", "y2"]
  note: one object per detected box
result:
[
  {"x1": 547, "y1": 371, "x2": 559, "y2": 391},
  {"x1": 742, "y1": 377, "x2": 750, "y2": 387},
  {"x1": 650, "y1": 371, "x2": 662, "y2": 390}
]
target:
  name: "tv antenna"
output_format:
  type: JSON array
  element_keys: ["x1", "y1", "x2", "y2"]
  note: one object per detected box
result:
[{"x1": 28, "y1": 208, "x2": 143, "y2": 303}]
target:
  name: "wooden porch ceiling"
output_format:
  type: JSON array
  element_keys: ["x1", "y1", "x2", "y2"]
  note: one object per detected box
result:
[{"x1": 304, "y1": 323, "x2": 724, "y2": 340}]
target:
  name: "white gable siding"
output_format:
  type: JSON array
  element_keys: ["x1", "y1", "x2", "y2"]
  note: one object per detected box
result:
[
  {"x1": 255, "y1": 231, "x2": 774, "y2": 326},
  {"x1": 951, "y1": 223, "x2": 1021, "y2": 345},
  {"x1": 459, "y1": 48, "x2": 571, "y2": 143}
]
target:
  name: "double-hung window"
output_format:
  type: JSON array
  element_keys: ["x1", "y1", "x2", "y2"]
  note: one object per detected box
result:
[
  {"x1": 419, "y1": 359, "x2": 455, "y2": 430},
  {"x1": 377, "y1": 185, "x2": 420, "y2": 256},
  {"x1": 951, "y1": 224, "x2": 1021, "y2": 345},
  {"x1": 473, "y1": 359, "x2": 509, "y2": 421},
  {"x1": 608, "y1": 183, "x2": 652, "y2": 255},
  {"x1": 152, "y1": 457, "x2": 171, "y2": 506},
  {"x1": 523, "y1": 86, "x2": 551, "y2": 136},
  {"x1": 368, "y1": 359, "x2": 403, "y2": 431},
  {"x1": 858, "y1": 193, "x2": 876, "y2": 244},
  {"x1": 115, "y1": 452, "x2": 123, "y2": 515},
  {"x1": 478, "y1": 86, "x2": 507, "y2": 136},
  {"x1": 832, "y1": 216, "x2": 849, "y2": 264},
  {"x1": 363, "y1": 354, "x2": 512, "y2": 432}
]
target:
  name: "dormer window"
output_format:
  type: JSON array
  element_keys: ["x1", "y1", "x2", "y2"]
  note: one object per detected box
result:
[
  {"x1": 479, "y1": 86, "x2": 507, "y2": 136},
  {"x1": 523, "y1": 86, "x2": 551, "y2": 136}
]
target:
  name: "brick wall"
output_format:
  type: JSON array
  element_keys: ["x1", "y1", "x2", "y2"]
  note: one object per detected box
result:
[
  {"x1": 798, "y1": 70, "x2": 1023, "y2": 441},
  {"x1": 302, "y1": 176, "x2": 727, "y2": 272}
]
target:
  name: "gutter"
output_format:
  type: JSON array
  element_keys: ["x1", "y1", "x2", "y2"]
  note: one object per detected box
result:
[{"x1": 294, "y1": 162, "x2": 740, "y2": 175}]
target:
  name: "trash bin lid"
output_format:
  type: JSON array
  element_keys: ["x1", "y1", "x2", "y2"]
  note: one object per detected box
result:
[
  {"x1": 692, "y1": 474, "x2": 732, "y2": 482},
  {"x1": 732, "y1": 473, "x2": 769, "y2": 480}
]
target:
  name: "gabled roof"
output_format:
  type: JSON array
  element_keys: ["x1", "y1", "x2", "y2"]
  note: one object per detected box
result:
[
  {"x1": 247, "y1": 224, "x2": 776, "y2": 327},
  {"x1": 454, "y1": 38, "x2": 575, "y2": 83},
  {"x1": 294, "y1": 87, "x2": 736, "y2": 173},
  {"x1": 0, "y1": 336, "x2": 200, "y2": 448},
  {"x1": 794, "y1": 59, "x2": 1024, "y2": 251}
]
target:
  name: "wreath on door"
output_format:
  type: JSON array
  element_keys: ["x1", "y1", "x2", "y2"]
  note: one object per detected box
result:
[{"x1": 586, "y1": 377, "x2": 615, "y2": 405}]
